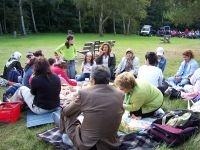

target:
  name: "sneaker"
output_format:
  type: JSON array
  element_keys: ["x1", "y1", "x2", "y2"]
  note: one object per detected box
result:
[
  {"x1": 169, "y1": 88, "x2": 181, "y2": 99},
  {"x1": 51, "y1": 112, "x2": 60, "y2": 127},
  {"x1": 164, "y1": 87, "x2": 173, "y2": 96},
  {"x1": 2, "y1": 93, "x2": 9, "y2": 102}
]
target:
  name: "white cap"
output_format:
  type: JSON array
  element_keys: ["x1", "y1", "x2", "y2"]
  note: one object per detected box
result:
[{"x1": 156, "y1": 47, "x2": 164, "y2": 56}]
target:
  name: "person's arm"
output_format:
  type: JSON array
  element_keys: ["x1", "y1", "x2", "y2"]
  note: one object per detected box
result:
[
  {"x1": 109, "y1": 53, "x2": 116, "y2": 68},
  {"x1": 188, "y1": 60, "x2": 199, "y2": 77},
  {"x1": 81, "y1": 62, "x2": 84, "y2": 73},
  {"x1": 160, "y1": 57, "x2": 167, "y2": 72},
  {"x1": 123, "y1": 93, "x2": 145, "y2": 112},
  {"x1": 130, "y1": 57, "x2": 140, "y2": 75},
  {"x1": 60, "y1": 69, "x2": 77, "y2": 86},
  {"x1": 158, "y1": 70, "x2": 164, "y2": 87},
  {"x1": 176, "y1": 61, "x2": 185, "y2": 77},
  {"x1": 62, "y1": 92, "x2": 81, "y2": 117},
  {"x1": 55, "y1": 43, "x2": 65, "y2": 54},
  {"x1": 115, "y1": 57, "x2": 125, "y2": 76},
  {"x1": 30, "y1": 77, "x2": 37, "y2": 95}
]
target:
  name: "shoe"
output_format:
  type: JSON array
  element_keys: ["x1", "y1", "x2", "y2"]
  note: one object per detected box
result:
[
  {"x1": 2, "y1": 93, "x2": 9, "y2": 102},
  {"x1": 169, "y1": 88, "x2": 181, "y2": 99},
  {"x1": 164, "y1": 87, "x2": 173, "y2": 96},
  {"x1": 52, "y1": 112, "x2": 60, "y2": 127}
]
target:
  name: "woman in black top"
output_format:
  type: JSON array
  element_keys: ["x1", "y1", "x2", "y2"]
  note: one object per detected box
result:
[{"x1": 9, "y1": 58, "x2": 61, "y2": 114}]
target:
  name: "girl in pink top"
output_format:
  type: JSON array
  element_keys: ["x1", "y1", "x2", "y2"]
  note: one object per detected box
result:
[{"x1": 51, "y1": 61, "x2": 77, "y2": 86}]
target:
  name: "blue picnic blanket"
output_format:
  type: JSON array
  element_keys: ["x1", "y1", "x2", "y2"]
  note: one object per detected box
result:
[{"x1": 26, "y1": 108, "x2": 61, "y2": 128}]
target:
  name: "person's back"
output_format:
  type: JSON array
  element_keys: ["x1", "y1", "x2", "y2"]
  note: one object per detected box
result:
[
  {"x1": 79, "y1": 84, "x2": 124, "y2": 142},
  {"x1": 31, "y1": 73, "x2": 61, "y2": 110},
  {"x1": 138, "y1": 65, "x2": 163, "y2": 87},
  {"x1": 137, "y1": 52, "x2": 163, "y2": 87}
]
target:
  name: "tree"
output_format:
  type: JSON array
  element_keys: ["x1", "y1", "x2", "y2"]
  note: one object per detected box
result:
[
  {"x1": 118, "y1": 0, "x2": 151, "y2": 34},
  {"x1": 165, "y1": 0, "x2": 200, "y2": 26},
  {"x1": 26, "y1": 0, "x2": 38, "y2": 33},
  {"x1": 19, "y1": 0, "x2": 26, "y2": 35}
]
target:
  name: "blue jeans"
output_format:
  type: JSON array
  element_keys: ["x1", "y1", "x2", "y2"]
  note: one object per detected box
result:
[
  {"x1": 167, "y1": 76, "x2": 190, "y2": 87},
  {"x1": 76, "y1": 73, "x2": 90, "y2": 81},
  {"x1": 65, "y1": 60, "x2": 76, "y2": 79}
]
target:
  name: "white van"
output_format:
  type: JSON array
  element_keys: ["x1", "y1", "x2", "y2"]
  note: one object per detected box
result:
[{"x1": 140, "y1": 25, "x2": 154, "y2": 36}]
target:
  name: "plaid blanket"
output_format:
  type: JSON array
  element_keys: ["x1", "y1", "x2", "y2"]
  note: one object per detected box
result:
[
  {"x1": 37, "y1": 127, "x2": 159, "y2": 150},
  {"x1": 37, "y1": 127, "x2": 74, "y2": 150}
]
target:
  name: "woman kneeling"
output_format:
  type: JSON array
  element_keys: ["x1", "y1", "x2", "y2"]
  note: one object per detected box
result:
[{"x1": 114, "y1": 72, "x2": 163, "y2": 118}]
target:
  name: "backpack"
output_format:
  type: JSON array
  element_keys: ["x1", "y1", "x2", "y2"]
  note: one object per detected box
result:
[{"x1": 148, "y1": 109, "x2": 200, "y2": 147}]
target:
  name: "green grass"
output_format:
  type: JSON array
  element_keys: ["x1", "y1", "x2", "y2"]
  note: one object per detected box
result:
[{"x1": 0, "y1": 33, "x2": 200, "y2": 150}]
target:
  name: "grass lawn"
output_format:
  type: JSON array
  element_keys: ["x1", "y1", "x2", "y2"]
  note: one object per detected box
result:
[{"x1": 0, "y1": 33, "x2": 200, "y2": 150}]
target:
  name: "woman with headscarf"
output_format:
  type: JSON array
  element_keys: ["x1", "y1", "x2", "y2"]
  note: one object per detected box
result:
[{"x1": 2, "y1": 51, "x2": 23, "y2": 81}]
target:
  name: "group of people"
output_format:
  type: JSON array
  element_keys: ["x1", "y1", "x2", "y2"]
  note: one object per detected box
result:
[{"x1": 1, "y1": 34, "x2": 200, "y2": 149}]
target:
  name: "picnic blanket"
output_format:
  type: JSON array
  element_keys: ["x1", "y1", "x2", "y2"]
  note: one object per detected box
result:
[
  {"x1": 37, "y1": 127, "x2": 159, "y2": 150},
  {"x1": 119, "y1": 110, "x2": 164, "y2": 134},
  {"x1": 26, "y1": 108, "x2": 61, "y2": 128}
]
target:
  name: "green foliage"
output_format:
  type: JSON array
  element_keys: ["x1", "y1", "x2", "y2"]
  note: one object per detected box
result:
[
  {"x1": 0, "y1": 33, "x2": 200, "y2": 149},
  {"x1": 165, "y1": 0, "x2": 200, "y2": 26}
]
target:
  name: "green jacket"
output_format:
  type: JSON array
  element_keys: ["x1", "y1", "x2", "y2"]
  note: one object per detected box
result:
[
  {"x1": 124, "y1": 79, "x2": 163, "y2": 114},
  {"x1": 56, "y1": 43, "x2": 76, "y2": 60}
]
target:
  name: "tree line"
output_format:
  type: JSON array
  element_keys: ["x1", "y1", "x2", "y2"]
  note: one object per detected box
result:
[{"x1": 0, "y1": 0, "x2": 200, "y2": 36}]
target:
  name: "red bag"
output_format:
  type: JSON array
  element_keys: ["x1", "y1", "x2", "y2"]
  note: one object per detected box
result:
[
  {"x1": 149, "y1": 123, "x2": 198, "y2": 147},
  {"x1": 0, "y1": 102, "x2": 21, "y2": 123}
]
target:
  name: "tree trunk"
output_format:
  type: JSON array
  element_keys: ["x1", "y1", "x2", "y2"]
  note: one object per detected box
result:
[
  {"x1": 19, "y1": 0, "x2": 26, "y2": 35},
  {"x1": 98, "y1": 8, "x2": 104, "y2": 37},
  {"x1": 3, "y1": 0, "x2": 7, "y2": 33},
  {"x1": 92, "y1": 7, "x2": 97, "y2": 33},
  {"x1": 127, "y1": 17, "x2": 131, "y2": 35},
  {"x1": 113, "y1": 17, "x2": 116, "y2": 35},
  {"x1": 30, "y1": 2, "x2": 38, "y2": 33},
  {"x1": 122, "y1": 17, "x2": 126, "y2": 34},
  {"x1": 0, "y1": 22, "x2": 2, "y2": 35},
  {"x1": 78, "y1": 10, "x2": 83, "y2": 33},
  {"x1": 47, "y1": 10, "x2": 51, "y2": 29}
]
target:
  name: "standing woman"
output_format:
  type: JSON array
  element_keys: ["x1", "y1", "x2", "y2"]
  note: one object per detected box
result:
[
  {"x1": 95, "y1": 43, "x2": 116, "y2": 79},
  {"x1": 56, "y1": 35, "x2": 76, "y2": 79}
]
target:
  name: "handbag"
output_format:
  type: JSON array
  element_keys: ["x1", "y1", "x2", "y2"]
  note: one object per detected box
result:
[{"x1": 149, "y1": 109, "x2": 200, "y2": 147}]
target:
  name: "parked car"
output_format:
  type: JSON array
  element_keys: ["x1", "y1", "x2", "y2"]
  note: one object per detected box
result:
[
  {"x1": 140, "y1": 25, "x2": 156, "y2": 36},
  {"x1": 157, "y1": 26, "x2": 171, "y2": 36}
]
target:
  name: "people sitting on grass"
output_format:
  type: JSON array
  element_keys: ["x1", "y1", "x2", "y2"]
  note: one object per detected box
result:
[
  {"x1": 114, "y1": 72, "x2": 163, "y2": 118},
  {"x1": 137, "y1": 52, "x2": 163, "y2": 87},
  {"x1": 56, "y1": 65, "x2": 124, "y2": 149},
  {"x1": 167, "y1": 50, "x2": 199, "y2": 88},
  {"x1": 115, "y1": 48, "x2": 140, "y2": 78},
  {"x1": 2, "y1": 51, "x2": 24, "y2": 83},
  {"x1": 156, "y1": 47, "x2": 167, "y2": 72},
  {"x1": 76, "y1": 52, "x2": 96, "y2": 81},
  {"x1": 7, "y1": 58, "x2": 61, "y2": 114},
  {"x1": 165, "y1": 68, "x2": 200, "y2": 101},
  {"x1": 49, "y1": 58, "x2": 77, "y2": 86},
  {"x1": 95, "y1": 42, "x2": 116, "y2": 80}
]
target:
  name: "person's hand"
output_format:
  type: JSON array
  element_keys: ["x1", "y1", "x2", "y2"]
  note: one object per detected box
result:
[
  {"x1": 131, "y1": 114, "x2": 139, "y2": 120},
  {"x1": 175, "y1": 75, "x2": 182, "y2": 81}
]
